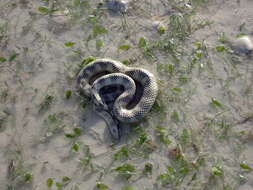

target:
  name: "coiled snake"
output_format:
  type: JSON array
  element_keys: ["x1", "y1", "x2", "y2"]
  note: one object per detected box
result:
[{"x1": 77, "y1": 59, "x2": 158, "y2": 140}]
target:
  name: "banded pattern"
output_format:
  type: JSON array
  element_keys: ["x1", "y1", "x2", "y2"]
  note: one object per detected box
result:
[
  {"x1": 91, "y1": 73, "x2": 136, "y2": 111},
  {"x1": 77, "y1": 59, "x2": 126, "y2": 96},
  {"x1": 77, "y1": 58, "x2": 158, "y2": 139}
]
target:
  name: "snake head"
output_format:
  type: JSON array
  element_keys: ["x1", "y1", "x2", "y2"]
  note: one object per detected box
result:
[{"x1": 108, "y1": 120, "x2": 121, "y2": 140}]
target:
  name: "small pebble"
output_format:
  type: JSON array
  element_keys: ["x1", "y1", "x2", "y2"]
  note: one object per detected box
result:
[
  {"x1": 152, "y1": 21, "x2": 161, "y2": 29},
  {"x1": 233, "y1": 35, "x2": 253, "y2": 54}
]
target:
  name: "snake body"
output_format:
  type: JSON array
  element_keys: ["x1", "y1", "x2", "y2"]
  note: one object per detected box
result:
[{"x1": 77, "y1": 58, "x2": 158, "y2": 139}]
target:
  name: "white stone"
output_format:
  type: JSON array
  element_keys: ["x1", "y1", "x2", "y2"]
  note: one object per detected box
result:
[
  {"x1": 106, "y1": 0, "x2": 129, "y2": 13},
  {"x1": 233, "y1": 35, "x2": 253, "y2": 54}
]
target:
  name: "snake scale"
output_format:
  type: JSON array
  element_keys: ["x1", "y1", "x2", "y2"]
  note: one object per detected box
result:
[{"x1": 77, "y1": 58, "x2": 158, "y2": 140}]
